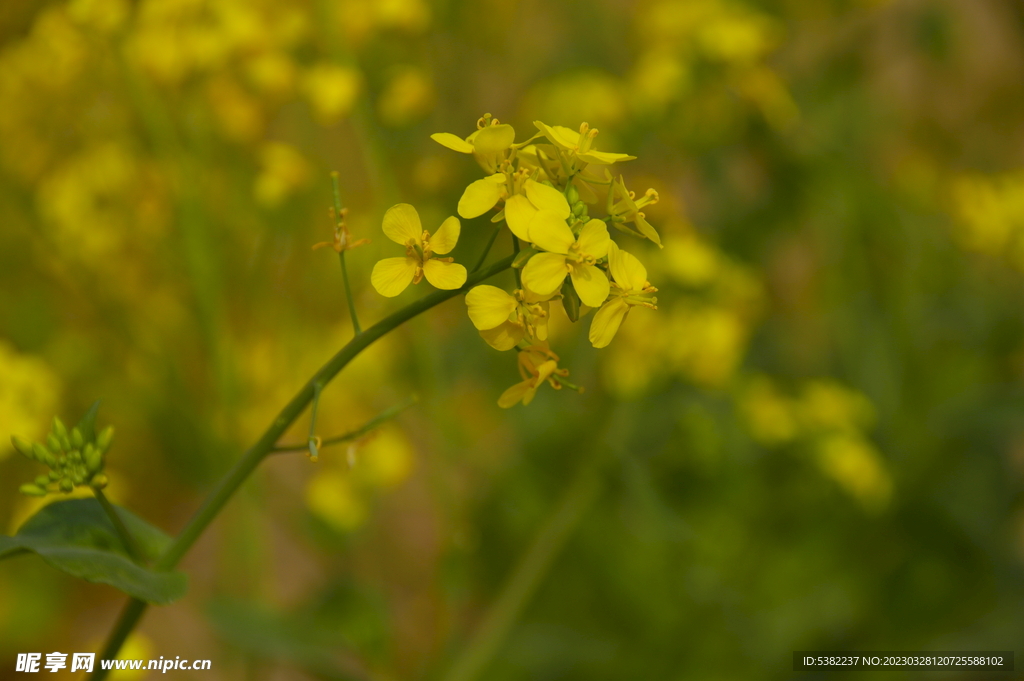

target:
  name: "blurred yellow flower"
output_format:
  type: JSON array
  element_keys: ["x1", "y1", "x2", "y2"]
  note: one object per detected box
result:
[
  {"x1": 253, "y1": 142, "x2": 310, "y2": 207},
  {"x1": 817, "y1": 433, "x2": 892, "y2": 511},
  {"x1": 301, "y1": 63, "x2": 361, "y2": 125},
  {"x1": 433, "y1": 118, "x2": 516, "y2": 174},
  {"x1": 522, "y1": 219, "x2": 610, "y2": 306},
  {"x1": 378, "y1": 67, "x2": 436, "y2": 126},
  {"x1": 534, "y1": 120, "x2": 636, "y2": 166},
  {"x1": 0, "y1": 342, "x2": 61, "y2": 462},
  {"x1": 371, "y1": 204, "x2": 467, "y2": 296}
]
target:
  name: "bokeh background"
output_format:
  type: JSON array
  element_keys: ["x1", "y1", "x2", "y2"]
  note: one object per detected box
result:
[{"x1": 2, "y1": 0, "x2": 1024, "y2": 678}]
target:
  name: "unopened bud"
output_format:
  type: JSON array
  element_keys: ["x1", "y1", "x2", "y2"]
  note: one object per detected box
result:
[
  {"x1": 90, "y1": 474, "x2": 109, "y2": 489},
  {"x1": 34, "y1": 475, "x2": 50, "y2": 488},
  {"x1": 19, "y1": 483, "x2": 48, "y2": 497},
  {"x1": 71, "y1": 427, "x2": 84, "y2": 449},
  {"x1": 11, "y1": 436, "x2": 33, "y2": 458},
  {"x1": 59, "y1": 478, "x2": 74, "y2": 493},
  {"x1": 565, "y1": 183, "x2": 580, "y2": 204},
  {"x1": 69, "y1": 450, "x2": 82, "y2": 464},
  {"x1": 96, "y1": 426, "x2": 114, "y2": 453},
  {"x1": 31, "y1": 442, "x2": 50, "y2": 463},
  {"x1": 53, "y1": 416, "x2": 67, "y2": 439},
  {"x1": 572, "y1": 202, "x2": 586, "y2": 218},
  {"x1": 47, "y1": 433, "x2": 62, "y2": 453},
  {"x1": 84, "y1": 443, "x2": 102, "y2": 472}
]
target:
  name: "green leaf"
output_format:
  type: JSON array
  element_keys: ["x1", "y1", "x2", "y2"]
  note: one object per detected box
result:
[
  {"x1": 0, "y1": 499, "x2": 187, "y2": 604},
  {"x1": 74, "y1": 400, "x2": 102, "y2": 443}
]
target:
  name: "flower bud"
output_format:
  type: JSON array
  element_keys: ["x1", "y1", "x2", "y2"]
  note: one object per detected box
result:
[
  {"x1": 32, "y1": 442, "x2": 51, "y2": 463},
  {"x1": 69, "y1": 450, "x2": 82, "y2": 464},
  {"x1": 59, "y1": 478, "x2": 74, "y2": 493},
  {"x1": 565, "y1": 183, "x2": 580, "y2": 204},
  {"x1": 90, "y1": 474, "x2": 109, "y2": 489},
  {"x1": 572, "y1": 202, "x2": 586, "y2": 218},
  {"x1": 96, "y1": 426, "x2": 114, "y2": 453},
  {"x1": 53, "y1": 416, "x2": 67, "y2": 439},
  {"x1": 47, "y1": 433, "x2": 62, "y2": 453},
  {"x1": 19, "y1": 483, "x2": 48, "y2": 497},
  {"x1": 11, "y1": 436, "x2": 33, "y2": 458},
  {"x1": 34, "y1": 475, "x2": 50, "y2": 488},
  {"x1": 71, "y1": 471, "x2": 84, "y2": 485},
  {"x1": 59, "y1": 434, "x2": 72, "y2": 451},
  {"x1": 71, "y1": 427, "x2": 84, "y2": 449},
  {"x1": 49, "y1": 470, "x2": 61, "y2": 481},
  {"x1": 561, "y1": 278, "x2": 581, "y2": 323},
  {"x1": 84, "y1": 443, "x2": 102, "y2": 472}
]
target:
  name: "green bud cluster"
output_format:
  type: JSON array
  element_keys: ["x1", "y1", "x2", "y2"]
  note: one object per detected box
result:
[{"x1": 11, "y1": 416, "x2": 114, "y2": 497}]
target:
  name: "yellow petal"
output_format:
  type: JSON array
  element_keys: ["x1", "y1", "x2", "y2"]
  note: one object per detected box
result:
[
  {"x1": 504, "y1": 194, "x2": 537, "y2": 241},
  {"x1": 608, "y1": 241, "x2": 648, "y2": 291},
  {"x1": 422, "y1": 259, "x2": 467, "y2": 289},
  {"x1": 635, "y1": 213, "x2": 663, "y2": 247},
  {"x1": 473, "y1": 124, "x2": 516, "y2": 155},
  {"x1": 371, "y1": 257, "x2": 417, "y2": 297},
  {"x1": 525, "y1": 180, "x2": 570, "y2": 218},
  {"x1": 528, "y1": 211, "x2": 575, "y2": 254},
  {"x1": 577, "y1": 149, "x2": 636, "y2": 165},
  {"x1": 382, "y1": 203, "x2": 422, "y2": 245},
  {"x1": 522, "y1": 252, "x2": 569, "y2": 295},
  {"x1": 498, "y1": 380, "x2": 532, "y2": 408},
  {"x1": 589, "y1": 297, "x2": 630, "y2": 348},
  {"x1": 430, "y1": 216, "x2": 460, "y2": 254},
  {"x1": 431, "y1": 132, "x2": 473, "y2": 153},
  {"x1": 534, "y1": 359, "x2": 558, "y2": 387},
  {"x1": 533, "y1": 121, "x2": 579, "y2": 151},
  {"x1": 480, "y1": 320, "x2": 525, "y2": 351},
  {"x1": 570, "y1": 263, "x2": 610, "y2": 307},
  {"x1": 457, "y1": 175, "x2": 505, "y2": 219},
  {"x1": 577, "y1": 219, "x2": 610, "y2": 258},
  {"x1": 466, "y1": 285, "x2": 517, "y2": 330}
]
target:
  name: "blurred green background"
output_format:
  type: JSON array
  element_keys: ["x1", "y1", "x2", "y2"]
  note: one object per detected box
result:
[{"x1": 2, "y1": 0, "x2": 1024, "y2": 678}]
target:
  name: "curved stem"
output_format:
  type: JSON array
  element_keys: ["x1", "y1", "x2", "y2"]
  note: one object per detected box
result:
[
  {"x1": 89, "y1": 255, "x2": 513, "y2": 681},
  {"x1": 511, "y1": 235, "x2": 522, "y2": 288}
]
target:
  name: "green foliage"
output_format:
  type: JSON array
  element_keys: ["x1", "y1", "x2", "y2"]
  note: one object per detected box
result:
[{"x1": 0, "y1": 499, "x2": 186, "y2": 605}]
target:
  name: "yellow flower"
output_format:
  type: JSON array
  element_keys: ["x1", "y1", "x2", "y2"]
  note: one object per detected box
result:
[
  {"x1": 608, "y1": 175, "x2": 662, "y2": 247},
  {"x1": 504, "y1": 179, "x2": 571, "y2": 242},
  {"x1": 534, "y1": 120, "x2": 635, "y2": 166},
  {"x1": 465, "y1": 285, "x2": 554, "y2": 351},
  {"x1": 457, "y1": 173, "x2": 507, "y2": 219},
  {"x1": 498, "y1": 343, "x2": 570, "y2": 408},
  {"x1": 522, "y1": 218, "x2": 610, "y2": 306},
  {"x1": 432, "y1": 115, "x2": 516, "y2": 173},
  {"x1": 589, "y1": 241, "x2": 657, "y2": 348},
  {"x1": 371, "y1": 203, "x2": 467, "y2": 297}
]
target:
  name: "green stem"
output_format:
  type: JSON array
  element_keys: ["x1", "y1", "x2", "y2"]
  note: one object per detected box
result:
[
  {"x1": 473, "y1": 226, "x2": 503, "y2": 273},
  {"x1": 93, "y1": 488, "x2": 143, "y2": 564},
  {"x1": 271, "y1": 394, "x2": 417, "y2": 453},
  {"x1": 331, "y1": 173, "x2": 362, "y2": 335},
  {"x1": 441, "y1": 462, "x2": 603, "y2": 681},
  {"x1": 89, "y1": 255, "x2": 514, "y2": 681},
  {"x1": 511, "y1": 235, "x2": 522, "y2": 288}
]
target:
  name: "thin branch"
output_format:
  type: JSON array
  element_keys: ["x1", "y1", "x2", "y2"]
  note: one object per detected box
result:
[
  {"x1": 331, "y1": 172, "x2": 362, "y2": 335},
  {"x1": 270, "y1": 394, "x2": 418, "y2": 453},
  {"x1": 473, "y1": 226, "x2": 503, "y2": 273}
]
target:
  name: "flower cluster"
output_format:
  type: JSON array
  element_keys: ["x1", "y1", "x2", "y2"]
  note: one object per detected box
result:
[
  {"x1": 370, "y1": 115, "x2": 661, "y2": 406},
  {"x1": 11, "y1": 416, "x2": 114, "y2": 496}
]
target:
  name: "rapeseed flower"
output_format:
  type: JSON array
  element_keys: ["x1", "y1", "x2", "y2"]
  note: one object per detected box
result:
[
  {"x1": 534, "y1": 121, "x2": 635, "y2": 167},
  {"x1": 432, "y1": 115, "x2": 516, "y2": 173},
  {"x1": 465, "y1": 285, "x2": 553, "y2": 351},
  {"x1": 371, "y1": 203, "x2": 466, "y2": 296},
  {"x1": 608, "y1": 176, "x2": 663, "y2": 247},
  {"x1": 589, "y1": 241, "x2": 658, "y2": 348},
  {"x1": 498, "y1": 343, "x2": 570, "y2": 408},
  {"x1": 522, "y1": 218, "x2": 610, "y2": 306},
  {"x1": 504, "y1": 179, "x2": 571, "y2": 242}
]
